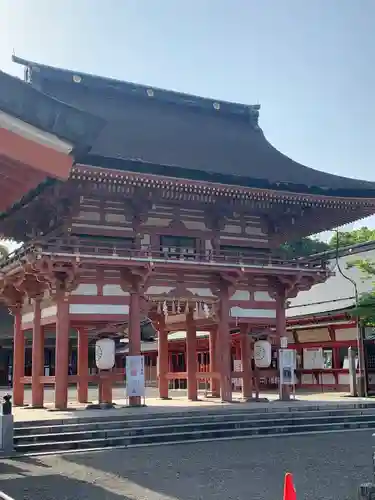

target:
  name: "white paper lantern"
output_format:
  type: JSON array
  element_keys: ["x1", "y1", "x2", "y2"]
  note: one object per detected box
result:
[
  {"x1": 95, "y1": 338, "x2": 115, "y2": 370},
  {"x1": 280, "y1": 336, "x2": 288, "y2": 348},
  {"x1": 254, "y1": 340, "x2": 272, "y2": 368}
]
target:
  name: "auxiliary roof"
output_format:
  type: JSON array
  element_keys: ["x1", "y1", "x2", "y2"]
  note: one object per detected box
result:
[
  {"x1": 0, "y1": 69, "x2": 105, "y2": 155},
  {"x1": 13, "y1": 56, "x2": 375, "y2": 198}
]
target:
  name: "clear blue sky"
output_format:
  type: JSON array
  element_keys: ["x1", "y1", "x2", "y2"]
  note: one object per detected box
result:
[{"x1": 1, "y1": 0, "x2": 375, "y2": 238}]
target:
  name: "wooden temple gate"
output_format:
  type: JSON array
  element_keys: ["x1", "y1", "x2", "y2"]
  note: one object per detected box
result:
[{"x1": 1, "y1": 56, "x2": 375, "y2": 409}]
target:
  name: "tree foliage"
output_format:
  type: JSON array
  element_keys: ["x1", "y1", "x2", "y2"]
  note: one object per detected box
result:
[
  {"x1": 328, "y1": 227, "x2": 375, "y2": 249},
  {"x1": 346, "y1": 258, "x2": 375, "y2": 325},
  {"x1": 0, "y1": 244, "x2": 9, "y2": 261},
  {"x1": 280, "y1": 237, "x2": 330, "y2": 259},
  {"x1": 350, "y1": 292, "x2": 375, "y2": 326},
  {"x1": 281, "y1": 227, "x2": 375, "y2": 322},
  {"x1": 282, "y1": 226, "x2": 375, "y2": 259}
]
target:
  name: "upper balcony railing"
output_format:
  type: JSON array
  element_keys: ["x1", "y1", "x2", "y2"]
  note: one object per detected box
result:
[{"x1": 0, "y1": 238, "x2": 329, "y2": 272}]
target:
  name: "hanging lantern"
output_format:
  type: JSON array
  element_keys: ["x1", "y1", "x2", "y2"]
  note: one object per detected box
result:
[
  {"x1": 254, "y1": 340, "x2": 272, "y2": 368},
  {"x1": 162, "y1": 301, "x2": 168, "y2": 318},
  {"x1": 203, "y1": 303, "x2": 210, "y2": 318},
  {"x1": 95, "y1": 338, "x2": 115, "y2": 370}
]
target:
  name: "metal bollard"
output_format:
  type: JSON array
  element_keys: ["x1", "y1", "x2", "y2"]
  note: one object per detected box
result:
[
  {"x1": 358, "y1": 483, "x2": 375, "y2": 500},
  {"x1": 2, "y1": 395, "x2": 11, "y2": 415},
  {"x1": 0, "y1": 395, "x2": 14, "y2": 455}
]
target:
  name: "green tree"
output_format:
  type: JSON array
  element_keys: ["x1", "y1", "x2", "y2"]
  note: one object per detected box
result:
[
  {"x1": 347, "y1": 258, "x2": 375, "y2": 325},
  {"x1": 328, "y1": 227, "x2": 375, "y2": 249},
  {"x1": 350, "y1": 292, "x2": 375, "y2": 326},
  {"x1": 280, "y1": 237, "x2": 330, "y2": 258},
  {"x1": 0, "y1": 243, "x2": 9, "y2": 261}
]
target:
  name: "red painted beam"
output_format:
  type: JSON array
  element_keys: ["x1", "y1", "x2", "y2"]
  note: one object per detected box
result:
[{"x1": 0, "y1": 127, "x2": 73, "y2": 180}]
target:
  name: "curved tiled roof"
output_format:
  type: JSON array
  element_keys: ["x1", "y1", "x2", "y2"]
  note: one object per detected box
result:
[{"x1": 12, "y1": 55, "x2": 375, "y2": 196}]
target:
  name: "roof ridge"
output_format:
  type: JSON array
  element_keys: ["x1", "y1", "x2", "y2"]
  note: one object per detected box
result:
[{"x1": 12, "y1": 55, "x2": 260, "y2": 122}]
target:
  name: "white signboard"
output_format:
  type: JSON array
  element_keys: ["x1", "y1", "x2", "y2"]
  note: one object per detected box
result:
[
  {"x1": 233, "y1": 360, "x2": 242, "y2": 390},
  {"x1": 279, "y1": 349, "x2": 296, "y2": 386},
  {"x1": 126, "y1": 355, "x2": 146, "y2": 398},
  {"x1": 303, "y1": 347, "x2": 324, "y2": 370}
]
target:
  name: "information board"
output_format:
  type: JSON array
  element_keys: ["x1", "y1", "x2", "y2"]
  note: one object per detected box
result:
[
  {"x1": 279, "y1": 348, "x2": 296, "y2": 386},
  {"x1": 303, "y1": 347, "x2": 324, "y2": 370},
  {"x1": 126, "y1": 355, "x2": 146, "y2": 398}
]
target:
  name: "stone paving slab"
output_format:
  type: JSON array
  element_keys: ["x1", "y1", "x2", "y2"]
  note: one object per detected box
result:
[
  {"x1": 0, "y1": 431, "x2": 372, "y2": 500},
  {"x1": 8, "y1": 388, "x2": 375, "y2": 423}
]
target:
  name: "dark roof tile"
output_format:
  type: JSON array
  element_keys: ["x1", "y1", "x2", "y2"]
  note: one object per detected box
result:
[{"x1": 12, "y1": 56, "x2": 375, "y2": 194}]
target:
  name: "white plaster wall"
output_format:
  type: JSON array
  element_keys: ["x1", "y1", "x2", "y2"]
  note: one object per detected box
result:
[
  {"x1": 77, "y1": 211, "x2": 100, "y2": 221},
  {"x1": 144, "y1": 217, "x2": 171, "y2": 227},
  {"x1": 146, "y1": 286, "x2": 175, "y2": 295},
  {"x1": 223, "y1": 224, "x2": 242, "y2": 234},
  {"x1": 71, "y1": 284, "x2": 98, "y2": 296},
  {"x1": 186, "y1": 288, "x2": 214, "y2": 297},
  {"x1": 41, "y1": 306, "x2": 57, "y2": 318},
  {"x1": 183, "y1": 220, "x2": 206, "y2": 230},
  {"x1": 230, "y1": 307, "x2": 276, "y2": 319},
  {"x1": 105, "y1": 213, "x2": 127, "y2": 223},
  {"x1": 254, "y1": 291, "x2": 275, "y2": 302},
  {"x1": 230, "y1": 290, "x2": 250, "y2": 301},
  {"x1": 69, "y1": 304, "x2": 129, "y2": 315},
  {"x1": 21, "y1": 312, "x2": 34, "y2": 325},
  {"x1": 102, "y1": 285, "x2": 129, "y2": 296}
]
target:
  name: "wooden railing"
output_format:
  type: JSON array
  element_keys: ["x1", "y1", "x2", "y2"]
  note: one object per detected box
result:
[{"x1": 0, "y1": 238, "x2": 328, "y2": 271}]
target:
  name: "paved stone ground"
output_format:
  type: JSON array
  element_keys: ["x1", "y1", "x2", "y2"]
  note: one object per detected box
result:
[
  {"x1": 0, "y1": 431, "x2": 372, "y2": 500},
  {"x1": 2, "y1": 385, "x2": 374, "y2": 422}
]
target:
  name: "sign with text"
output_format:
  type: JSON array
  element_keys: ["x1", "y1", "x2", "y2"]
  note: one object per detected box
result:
[
  {"x1": 279, "y1": 349, "x2": 296, "y2": 386},
  {"x1": 126, "y1": 355, "x2": 145, "y2": 398}
]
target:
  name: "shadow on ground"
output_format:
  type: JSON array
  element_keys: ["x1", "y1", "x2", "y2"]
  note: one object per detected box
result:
[
  {"x1": 0, "y1": 432, "x2": 372, "y2": 500},
  {"x1": 0, "y1": 462, "x2": 131, "y2": 500}
]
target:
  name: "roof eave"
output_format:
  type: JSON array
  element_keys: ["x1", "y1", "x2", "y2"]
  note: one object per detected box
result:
[
  {"x1": 0, "y1": 70, "x2": 106, "y2": 153},
  {"x1": 0, "y1": 109, "x2": 73, "y2": 155}
]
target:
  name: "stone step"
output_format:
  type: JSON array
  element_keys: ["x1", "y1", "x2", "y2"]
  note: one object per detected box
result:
[
  {"x1": 15, "y1": 417, "x2": 375, "y2": 454},
  {"x1": 14, "y1": 407, "x2": 375, "y2": 438},
  {"x1": 14, "y1": 412, "x2": 375, "y2": 445},
  {"x1": 13, "y1": 406, "x2": 375, "y2": 454},
  {"x1": 14, "y1": 403, "x2": 375, "y2": 434},
  {"x1": 14, "y1": 401, "x2": 375, "y2": 429}
]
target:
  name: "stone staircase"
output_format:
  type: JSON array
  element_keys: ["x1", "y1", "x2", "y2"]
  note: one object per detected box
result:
[{"x1": 13, "y1": 403, "x2": 375, "y2": 455}]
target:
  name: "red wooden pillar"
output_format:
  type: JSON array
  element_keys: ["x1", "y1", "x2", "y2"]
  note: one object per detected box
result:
[
  {"x1": 55, "y1": 292, "x2": 70, "y2": 410},
  {"x1": 31, "y1": 297, "x2": 44, "y2": 408},
  {"x1": 77, "y1": 328, "x2": 89, "y2": 404},
  {"x1": 128, "y1": 282, "x2": 142, "y2": 406},
  {"x1": 99, "y1": 371, "x2": 112, "y2": 404},
  {"x1": 186, "y1": 309, "x2": 198, "y2": 401},
  {"x1": 276, "y1": 288, "x2": 290, "y2": 401},
  {"x1": 218, "y1": 283, "x2": 232, "y2": 402},
  {"x1": 209, "y1": 327, "x2": 220, "y2": 397},
  {"x1": 12, "y1": 306, "x2": 25, "y2": 406},
  {"x1": 240, "y1": 324, "x2": 253, "y2": 400},
  {"x1": 235, "y1": 342, "x2": 241, "y2": 361},
  {"x1": 158, "y1": 319, "x2": 169, "y2": 399}
]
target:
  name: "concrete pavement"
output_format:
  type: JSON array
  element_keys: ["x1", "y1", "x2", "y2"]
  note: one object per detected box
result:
[{"x1": 0, "y1": 431, "x2": 372, "y2": 499}]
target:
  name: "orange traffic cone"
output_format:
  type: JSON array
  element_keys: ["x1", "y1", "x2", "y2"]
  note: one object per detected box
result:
[{"x1": 283, "y1": 472, "x2": 296, "y2": 500}]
